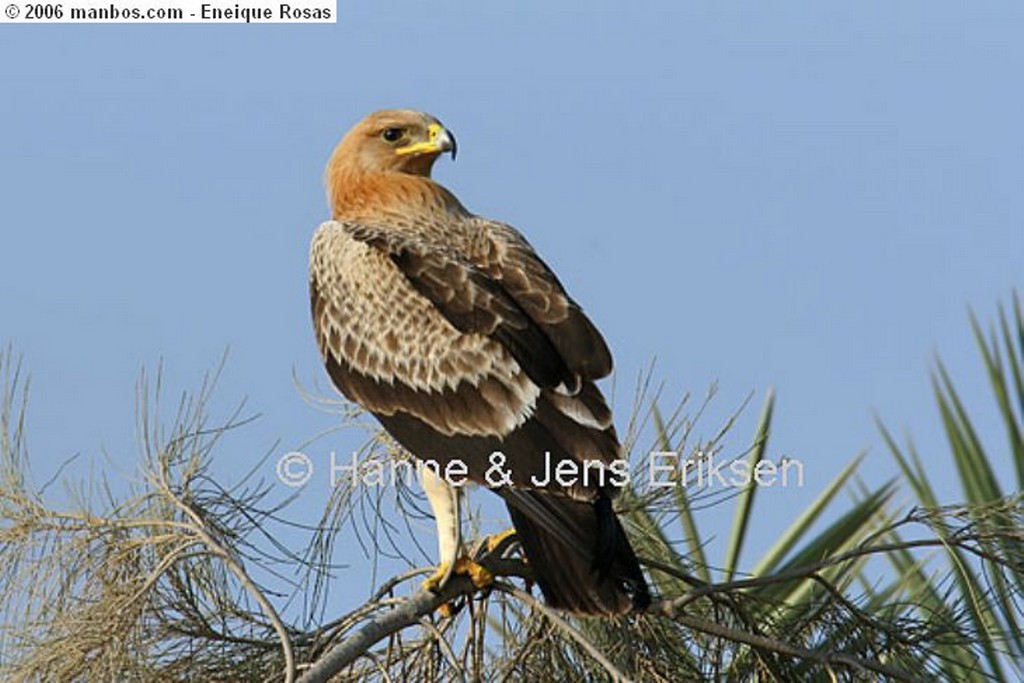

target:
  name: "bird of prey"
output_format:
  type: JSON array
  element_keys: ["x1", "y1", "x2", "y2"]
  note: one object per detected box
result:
[{"x1": 309, "y1": 109, "x2": 650, "y2": 615}]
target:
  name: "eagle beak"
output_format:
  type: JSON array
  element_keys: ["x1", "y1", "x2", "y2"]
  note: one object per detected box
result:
[
  {"x1": 429, "y1": 123, "x2": 457, "y2": 160},
  {"x1": 396, "y1": 123, "x2": 457, "y2": 160},
  {"x1": 443, "y1": 129, "x2": 457, "y2": 160}
]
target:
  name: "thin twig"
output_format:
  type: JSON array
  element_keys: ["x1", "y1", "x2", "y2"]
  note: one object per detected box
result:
[{"x1": 162, "y1": 478, "x2": 296, "y2": 683}]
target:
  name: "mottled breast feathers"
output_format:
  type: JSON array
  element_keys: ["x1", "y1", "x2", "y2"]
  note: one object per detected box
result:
[{"x1": 309, "y1": 210, "x2": 614, "y2": 445}]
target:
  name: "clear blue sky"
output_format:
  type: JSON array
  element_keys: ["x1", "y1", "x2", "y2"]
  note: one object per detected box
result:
[{"x1": 2, "y1": 1, "x2": 1023, "y2": 613}]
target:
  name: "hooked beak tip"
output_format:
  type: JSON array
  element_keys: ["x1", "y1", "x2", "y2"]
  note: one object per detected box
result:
[{"x1": 448, "y1": 131, "x2": 458, "y2": 161}]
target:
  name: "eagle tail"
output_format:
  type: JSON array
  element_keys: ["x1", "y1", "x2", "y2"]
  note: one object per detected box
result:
[{"x1": 504, "y1": 493, "x2": 650, "y2": 616}]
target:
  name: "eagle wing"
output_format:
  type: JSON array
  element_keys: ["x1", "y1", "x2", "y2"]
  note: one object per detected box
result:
[
  {"x1": 310, "y1": 220, "x2": 614, "y2": 455},
  {"x1": 467, "y1": 218, "x2": 613, "y2": 383}
]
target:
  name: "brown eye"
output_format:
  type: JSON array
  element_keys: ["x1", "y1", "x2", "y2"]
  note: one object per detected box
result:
[{"x1": 381, "y1": 128, "x2": 403, "y2": 142}]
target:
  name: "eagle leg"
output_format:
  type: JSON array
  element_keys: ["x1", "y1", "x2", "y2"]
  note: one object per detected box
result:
[
  {"x1": 420, "y1": 468, "x2": 495, "y2": 615},
  {"x1": 420, "y1": 466, "x2": 461, "y2": 589}
]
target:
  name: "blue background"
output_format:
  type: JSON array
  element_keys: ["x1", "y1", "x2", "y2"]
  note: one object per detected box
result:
[{"x1": 2, "y1": 1, "x2": 1022, "y2": 614}]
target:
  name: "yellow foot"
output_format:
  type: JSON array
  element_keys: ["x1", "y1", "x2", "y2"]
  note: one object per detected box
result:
[
  {"x1": 421, "y1": 556, "x2": 494, "y2": 594},
  {"x1": 456, "y1": 556, "x2": 494, "y2": 588},
  {"x1": 422, "y1": 561, "x2": 452, "y2": 593},
  {"x1": 486, "y1": 527, "x2": 518, "y2": 553}
]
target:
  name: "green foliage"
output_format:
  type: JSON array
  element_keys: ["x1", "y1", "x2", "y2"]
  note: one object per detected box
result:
[{"x1": 877, "y1": 293, "x2": 1024, "y2": 682}]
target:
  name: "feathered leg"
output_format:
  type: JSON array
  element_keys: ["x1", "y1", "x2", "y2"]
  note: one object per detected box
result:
[
  {"x1": 420, "y1": 467, "x2": 494, "y2": 598},
  {"x1": 421, "y1": 466, "x2": 461, "y2": 587}
]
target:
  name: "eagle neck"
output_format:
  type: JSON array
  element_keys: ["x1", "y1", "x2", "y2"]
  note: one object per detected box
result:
[{"x1": 329, "y1": 170, "x2": 469, "y2": 229}]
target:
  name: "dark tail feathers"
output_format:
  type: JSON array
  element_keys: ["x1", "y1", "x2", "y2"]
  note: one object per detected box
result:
[{"x1": 505, "y1": 493, "x2": 650, "y2": 616}]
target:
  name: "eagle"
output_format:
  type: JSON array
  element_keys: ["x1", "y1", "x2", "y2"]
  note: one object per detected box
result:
[{"x1": 309, "y1": 109, "x2": 650, "y2": 615}]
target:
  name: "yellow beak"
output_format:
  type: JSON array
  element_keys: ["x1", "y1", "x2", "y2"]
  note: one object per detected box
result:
[{"x1": 395, "y1": 123, "x2": 457, "y2": 159}]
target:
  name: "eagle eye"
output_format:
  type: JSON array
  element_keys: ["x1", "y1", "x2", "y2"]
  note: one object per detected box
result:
[{"x1": 381, "y1": 127, "x2": 404, "y2": 142}]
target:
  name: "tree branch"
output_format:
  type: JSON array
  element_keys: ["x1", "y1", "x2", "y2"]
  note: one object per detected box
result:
[{"x1": 297, "y1": 542, "x2": 526, "y2": 683}]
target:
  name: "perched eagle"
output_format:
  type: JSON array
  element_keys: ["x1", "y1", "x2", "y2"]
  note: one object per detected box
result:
[{"x1": 310, "y1": 109, "x2": 650, "y2": 615}]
